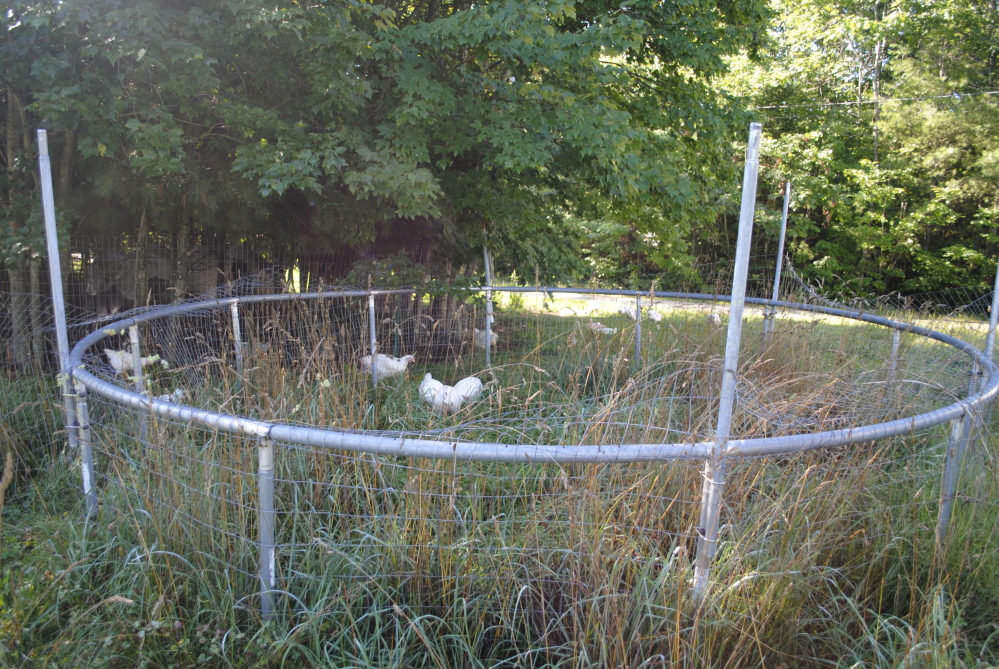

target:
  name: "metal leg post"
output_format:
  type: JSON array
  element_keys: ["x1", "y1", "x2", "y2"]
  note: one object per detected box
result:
[
  {"x1": 763, "y1": 181, "x2": 791, "y2": 340},
  {"x1": 934, "y1": 257, "x2": 999, "y2": 548},
  {"x1": 230, "y1": 301, "x2": 245, "y2": 391},
  {"x1": 936, "y1": 412, "x2": 972, "y2": 549},
  {"x1": 692, "y1": 123, "x2": 763, "y2": 604},
  {"x1": 483, "y1": 246, "x2": 494, "y2": 368},
  {"x1": 37, "y1": 129, "x2": 79, "y2": 458},
  {"x1": 258, "y1": 438, "x2": 276, "y2": 620},
  {"x1": 74, "y1": 380, "x2": 99, "y2": 521},
  {"x1": 129, "y1": 325, "x2": 148, "y2": 447},
  {"x1": 888, "y1": 329, "x2": 901, "y2": 381},
  {"x1": 634, "y1": 294, "x2": 642, "y2": 366},
  {"x1": 368, "y1": 293, "x2": 378, "y2": 386}
]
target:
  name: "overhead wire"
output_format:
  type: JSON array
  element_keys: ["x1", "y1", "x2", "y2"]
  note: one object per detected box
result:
[{"x1": 750, "y1": 89, "x2": 999, "y2": 110}]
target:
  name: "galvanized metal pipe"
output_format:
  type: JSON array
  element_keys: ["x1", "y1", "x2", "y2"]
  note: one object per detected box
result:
[
  {"x1": 483, "y1": 246, "x2": 494, "y2": 368},
  {"x1": 763, "y1": 181, "x2": 791, "y2": 338},
  {"x1": 985, "y1": 258, "x2": 999, "y2": 362},
  {"x1": 230, "y1": 301, "x2": 245, "y2": 381},
  {"x1": 37, "y1": 129, "x2": 80, "y2": 457},
  {"x1": 258, "y1": 438, "x2": 276, "y2": 620},
  {"x1": 634, "y1": 294, "x2": 642, "y2": 365},
  {"x1": 68, "y1": 299, "x2": 999, "y2": 465},
  {"x1": 73, "y1": 380, "x2": 99, "y2": 520},
  {"x1": 936, "y1": 413, "x2": 970, "y2": 548},
  {"x1": 693, "y1": 122, "x2": 763, "y2": 604},
  {"x1": 936, "y1": 255, "x2": 999, "y2": 548},
  {"x1": 367, "y1": 293, "x2": 378, "y2": 386},
  {"x1": 889, "y1": 329, "x2": 901, "y2": 381},
  {"x1": 129, "y1": 325, "x2": 147, "y2": 446}
]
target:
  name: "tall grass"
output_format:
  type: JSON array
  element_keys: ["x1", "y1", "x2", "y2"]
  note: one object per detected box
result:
[{"x1": 2, "y1": 296, "x2": 998, "y2": 667}]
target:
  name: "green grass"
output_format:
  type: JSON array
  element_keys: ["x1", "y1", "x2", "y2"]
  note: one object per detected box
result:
[{"x1": 2, "y1": 299, "x2": 998, "y2": 667}]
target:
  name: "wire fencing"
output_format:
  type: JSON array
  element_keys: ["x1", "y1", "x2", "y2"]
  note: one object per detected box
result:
[
  {"x1": 59, "y1": 262, "x2": 998, "y2": 620},
  {"x1": 5, "y1": 223, "x2": 999, "y2": 622}
]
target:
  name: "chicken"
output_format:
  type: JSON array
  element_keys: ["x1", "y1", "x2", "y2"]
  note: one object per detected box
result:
[
  {"x1": 419, "y1": 373, "x2": 484, "y2": 414},
  {"x1": 360, "y1": 353, "x2": 416, "y2": 379},
  {"x1": 706, "y1": 313, "x2": 722, "y2": 327},
  {"x1": 618, "y1": 303, "x2": 639, "y2": 321},
  {"x1": 646, "y1": 309, "x2": 664, "y2": 323},
  {"x1": 419, "y1": 373, "x2": 445, "y2": 405},
  {"x1": 473, "y1": 327, "x2": 498, "y2": 350},
  {"x1": 587, "y1": 321, "x2": 619, "y2": 336},
  {"x1": 104, "y1": 347, "x2": 158, "y2": 376},
  {"x1": 155, "y1": 388, "x2": 187, "y2": 403}
]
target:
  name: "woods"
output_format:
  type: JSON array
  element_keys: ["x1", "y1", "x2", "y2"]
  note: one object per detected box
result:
[
  {"x1": 2, "y1": 0, "x2": 998, "y2": 294},
  {"x1": 726, "y1": 0, "x2": 999, "y2": 295}
]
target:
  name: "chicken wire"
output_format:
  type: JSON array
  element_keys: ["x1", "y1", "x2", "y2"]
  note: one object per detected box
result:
[{"x1": 61, "y1": 270, "x2": 999, "y2": 618}]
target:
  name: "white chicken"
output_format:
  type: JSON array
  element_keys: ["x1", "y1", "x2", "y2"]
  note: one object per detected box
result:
[
  {"x1": 419, "y1": 373, "x2": 484, "y2": 414},
  {"x1": 473, "y1": 327, "x2": 498, "y2": 350},
  {"x1": 155, "y1": 388, "x2": 187, "y2": 403},
  {"x1": 587, "y1": 321, "x2": 619, "y2": 336},
  {"x1": 646, "y1": 308, "x2": 664, "y2": 323},
  {"x1": 104, "y1": 347, "x2": 158, "y2": 376},
  {"x1": 360, "y1": 353, "x2": 416, "y2": 379},
  {"x1": 706, "y1": 313, "x2": 722, "y2": 327},
  {"x1": 618, "y1": 303, "x2": 640, "y2": 321}
]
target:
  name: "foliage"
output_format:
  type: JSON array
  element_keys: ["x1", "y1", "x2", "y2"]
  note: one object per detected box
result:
[
  {"x1": 721, "y1": 0, "x2": 999, "y2": 297},
  {"x1": 2, "y1": 0, "x2": 768, "y2": 282}
]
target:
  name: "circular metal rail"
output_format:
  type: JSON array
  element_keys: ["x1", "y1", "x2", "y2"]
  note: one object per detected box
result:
[{"x1": 68, "y1": 288, "x2": 999, "y2": 463}]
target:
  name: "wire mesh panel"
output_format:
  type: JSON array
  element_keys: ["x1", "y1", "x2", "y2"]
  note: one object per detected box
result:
[{"x1": 64, "y1": 272, "x2": 998, "y2": 621}]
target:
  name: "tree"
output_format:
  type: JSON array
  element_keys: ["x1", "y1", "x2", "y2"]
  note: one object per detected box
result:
[
  {"x1": 723, "y1": 0, "x2": 999, "y2": 296},
  {"x1": 2, "y1": 0, "x2": 770, "y2": 285}
]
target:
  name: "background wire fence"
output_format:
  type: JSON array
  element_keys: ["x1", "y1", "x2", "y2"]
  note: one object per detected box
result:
[{"x1": 3, "y1": 239, "x2": 997, "y2": 620}]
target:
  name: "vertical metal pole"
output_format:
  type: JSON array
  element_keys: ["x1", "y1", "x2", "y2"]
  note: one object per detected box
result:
[
  {"x1": 888, "y1": 329, "x2": 901, "y2": 381},
  {"x1": 693, "y1": 122, "x2": 763, "y2": 604},
  {"x1": 129, "y1": 325, "x2": 147, "y2": 445},
  {"x1": 763, "y1": 181, "x2": 791, "y2": 338},
  {"x1": 368, "y1": 293, "x2": 378, "y2": 386},
  {"x1": 74, "y1": 380, "x2": 99, "y2": 520},
  {"x1": 37, "y1": 129, "x2": 80, "y2": 457},
  {"x1": 634, "y1": 294, "x2": 642, "y2": 365},
  {"x1": 483, "y1": 246, "x2": 494, "y2": 368},
  {"x1": 258, "y1": 438, "x2": 276, "y2": 620},
  {"x1": 983, "y1": 258, "x2": 999, "y2": 364},
  {"x1": 230, "y1": 301, "x2": 244, "y2": 383},
  {"x1": 979, "y1": 259, "x2": 999, "y2": 425},
  {"x1": 936, "y1": 413, "x2": 970, "y2": 549},
  {"x1": 936, "y1": 257, "x2": 999, "y2": 548}
]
